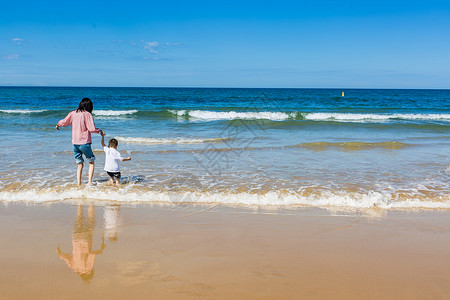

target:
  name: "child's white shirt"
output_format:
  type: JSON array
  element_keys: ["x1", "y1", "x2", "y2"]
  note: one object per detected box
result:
[{"x1": 103, "y1": 146, "x2": 124, "y2": 172}]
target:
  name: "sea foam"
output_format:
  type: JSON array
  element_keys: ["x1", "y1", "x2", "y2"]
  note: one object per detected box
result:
[
  {"x1": 169, "y1": 110, "x2": 450, "y2": 122},
  {"x1": 115, "y1": 136, "x2": 231, "y2": 144},
  {"x1": 0, "y1": 188, "x2": 449, "y2": 209},
  {"x1": 304, "y1": 113, "x2": 450, "y2": 121},
  {"x1": 0, "y1": 109, "x2": 47, "y2": 114},
  {"x1": 171, "y1": 110, "x2": 294, "y2": 121},
  {"x1": 93, "y1": 110, "x2": 138, "y2": 116}
]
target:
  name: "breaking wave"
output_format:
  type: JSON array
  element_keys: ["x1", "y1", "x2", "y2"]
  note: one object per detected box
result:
[
  {"x1": 93, "y1": 110, "x2": 139, "y2": 116},
  {"x1": 170, "y1": 110, "x2": 296, "y2": 121},
  {"x1": 294, "y1": 141, "x2": 410, "y2": 150},
  {"x1": 0, "y1": 188, "x2": 449, "y2": 209},
  {"x1": 303, "y1": 113, "x2": 450, "y2": 121},
  {"x1": 115, "y1": 136, "x2": 232, "y2": 144},
  {"x1": 0, "y1": 109, "x2": 47, "y2": 114},
  {"x1": 167, "y1": 110, "x2": 450, "y2": 122},
  {"x1": 3, "y1": 108, "x2": 449, "y2": 123}
]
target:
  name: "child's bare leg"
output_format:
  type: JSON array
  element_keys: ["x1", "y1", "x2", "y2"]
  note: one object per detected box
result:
[
  {"x1": 109, "y1": 177, "x2": 115, "y2": 185},
  {"x1": 87, "y1": 162, "x2": 95, "y2": 185},
  {"x1": 115, "y1": 178, "x2": 120, "y2": 185},
  {"x1": 77, "y1": 164, "x2": 84, "y2": 186}
]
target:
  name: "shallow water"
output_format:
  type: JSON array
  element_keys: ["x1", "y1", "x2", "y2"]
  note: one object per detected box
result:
[{"x1": 0, "y1": 87, "x2": 449, "y2": 208}]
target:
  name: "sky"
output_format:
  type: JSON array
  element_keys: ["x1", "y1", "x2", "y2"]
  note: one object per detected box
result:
[{"x1": 1, "y1": 0, "x2": 450, "y2": 88}]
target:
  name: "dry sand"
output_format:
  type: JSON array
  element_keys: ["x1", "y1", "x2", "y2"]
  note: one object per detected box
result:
[{"x1": 0, "y1": 202, "x2": 449, "y2": 299}]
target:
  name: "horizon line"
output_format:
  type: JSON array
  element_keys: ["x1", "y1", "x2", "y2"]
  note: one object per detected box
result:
[{"x1": 0, "y1": 85, "x2": 449, "y2": 90}]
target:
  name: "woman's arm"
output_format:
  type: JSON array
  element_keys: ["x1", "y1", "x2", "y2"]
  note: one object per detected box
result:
[
  {"x1": 85, "y1": 112, "x2": 101, "y2": 133},
  {"x1": 56, "y1": 111, "x2": 74, "y2": 129}
]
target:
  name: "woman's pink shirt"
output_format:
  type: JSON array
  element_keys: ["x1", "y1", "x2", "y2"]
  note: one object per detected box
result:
[{"x1": 57, "y1": 111, "x2": 100, "y2": 144}]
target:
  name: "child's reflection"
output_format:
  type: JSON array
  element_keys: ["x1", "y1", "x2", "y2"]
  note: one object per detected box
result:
[
  {"x1": 103, "y1": 204, "x2": 121, "y2": 242},
  {"x1": 57, "y1": 204, "x2": 105, "y2": 282}
]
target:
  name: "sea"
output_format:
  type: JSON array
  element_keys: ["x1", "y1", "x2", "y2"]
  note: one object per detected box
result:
[{"x1": 0, "y1": 87, "x2": 449, "y2": 209}]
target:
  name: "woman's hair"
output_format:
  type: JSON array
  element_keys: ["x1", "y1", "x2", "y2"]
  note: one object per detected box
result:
[{"x1": 76, "y1": 98, "x2": 93, "y2": 113}]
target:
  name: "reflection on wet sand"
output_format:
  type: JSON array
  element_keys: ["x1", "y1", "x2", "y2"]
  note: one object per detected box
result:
[
  {"x1": 0, "y1": 203, "x2": 449, "y2": 299},
  {"x1": 57, "y1": 204, "x2": 121, "y2": 282},
  {"x1": 103, "y1": 204, "x2": 121, "y2": 242}
]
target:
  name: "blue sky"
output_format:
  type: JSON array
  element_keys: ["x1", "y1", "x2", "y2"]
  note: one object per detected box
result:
[{"x1": 1, "y1": 0, "x2": 450, "y2": 88}]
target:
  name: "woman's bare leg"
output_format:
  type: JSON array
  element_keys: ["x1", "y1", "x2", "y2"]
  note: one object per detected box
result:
[
  {"x1": 88, "y1": 203, "x2": 95, "y2": 228},
  {"x1": 87, "y1": 162, "x2": 95, "y2": 185},
  {"x1": 77, "y1": 204, "x2": 83, "y2": 218},
  {"x1": 77, "y1": 163, "x2": 84, "y2": 186}
]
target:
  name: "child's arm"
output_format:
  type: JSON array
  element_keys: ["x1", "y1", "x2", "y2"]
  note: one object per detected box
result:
[
  {"x1": 122, "y1": 157, "x2": 132, "y2": 161},
  {"x1": 101, "y1": 131, "x2": 106, "y2": 147}
]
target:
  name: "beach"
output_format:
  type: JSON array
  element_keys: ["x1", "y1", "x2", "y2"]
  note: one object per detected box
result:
[
  {"x1": 3, "y1": 0, "x2": 450, "y2": 297},
  {"x1": 0, "y1": 87, "x2": 449, "y2": 298},
  {"x1": 0, "y1": 202, "x2": 449, "y2": 299}
]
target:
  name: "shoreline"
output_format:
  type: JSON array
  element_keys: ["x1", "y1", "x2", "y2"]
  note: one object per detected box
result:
[
  {"x1": 1, "y1": 201, "x2": 449, "y2": 299},
  {"x1": 1, "y1": 187, "x2": 449, "y2": 210},
  {"x1": 3, "y1": 198, "x2": 450, "y2": 212},
  {"x1": 2, "y1": 195, "x2": 450, "y2": 214}
]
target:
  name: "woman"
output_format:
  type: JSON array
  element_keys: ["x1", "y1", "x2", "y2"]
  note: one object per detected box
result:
[{"x1": 56, "y1": 98, "x2": 104, "y2": 186}]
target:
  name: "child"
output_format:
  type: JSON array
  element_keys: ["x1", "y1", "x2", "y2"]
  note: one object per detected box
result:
[{"x1": 101, "y1": 132, "x2": 131, "y2": 185}]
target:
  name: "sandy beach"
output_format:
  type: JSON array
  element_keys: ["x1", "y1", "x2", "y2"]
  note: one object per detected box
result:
[
  {"x1": 0, "y1": 202, "x2": 449, "y2": 299},
  {"x1": 3, "y1": 0, "x2": 450, "y2": 297}
]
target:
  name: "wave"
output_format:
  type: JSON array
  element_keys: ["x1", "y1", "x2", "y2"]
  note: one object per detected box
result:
[
  {"x1": 0, "y1": 188, "x2": 448, "y2": 209},
  {"x1": 303, "y1": 113, "x2": 450, "y2": 121},
  {"x1": 93, "y1": 110, "x2": 138, "y2": 116},
  {"x1": 0, "y1": 109, "x2": 139, "y2": 117},
  {"x1": 170, "y1": 110, "x2": 298, "y2": 121},
  {"x1": 154, "y1": 146, "x2": 261, "y2": 154},
  {"x1": 0, "y1": 109, "x2": 47, "y2": 114},
  {"x1": 2, "y1": 108, "x2": 449, "y2": 123},
  {"x1": 115, "y1": 136, "x2": 232, "y2": 144},
  {"x1": 52, "y1": 149, "x2": 144, "y2": 155},
  {"x1": 167, "y1": 110, "x2": 450, "y2": 122},
  {"x1": 293, "y1": 141, "x2": 410, "y2": 150}
]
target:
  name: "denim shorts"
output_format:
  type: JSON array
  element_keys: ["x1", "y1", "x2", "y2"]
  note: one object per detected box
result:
[{"x1": 73, "y1": 143, "x2": 95, "y2": 164}]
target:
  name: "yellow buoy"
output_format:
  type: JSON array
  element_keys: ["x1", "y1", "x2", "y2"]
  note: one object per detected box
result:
[{"x1": 342, "y1": 91, "x2": 345, "y2": 97}]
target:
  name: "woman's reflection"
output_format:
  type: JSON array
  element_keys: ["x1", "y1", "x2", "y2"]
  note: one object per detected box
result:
[{"x1": 57, "y1": 204, "x2": 105, "y2": 282}]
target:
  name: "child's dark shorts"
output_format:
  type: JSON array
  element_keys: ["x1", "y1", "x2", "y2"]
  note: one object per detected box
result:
[{"x1": 107, "y1": 171, "x2": 121, "y2": 179}]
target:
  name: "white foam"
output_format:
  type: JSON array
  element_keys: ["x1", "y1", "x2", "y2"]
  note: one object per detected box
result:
[
  {"x1": 168, "y1": 110, "x2": 450, "y2": 122},
  {"x1": 304, "y1": 113, "x2": 450, "y2": 121},
  {"x1": 115, "y1": 136, "x2": 230, "y2": 144},
  {"x1": 0, "y1": 109, "x2": 46, "y2": 114},
  {"x1": 172, "y1": 110, "x2": 294, "y2": 121},
  {"x1": 1, "y1": 188, "x2": 449, "y2": 209},
  {"x1": 93, "y1": 110, "x2": 138, "y2": 116},
  {"x1": 169, "y1": 109, "x2": 186, "y2": 116}
]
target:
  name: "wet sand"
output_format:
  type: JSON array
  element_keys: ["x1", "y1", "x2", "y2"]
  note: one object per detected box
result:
[{"x1": 0, "y1": 202, "x2": 449, "y2": 299}]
